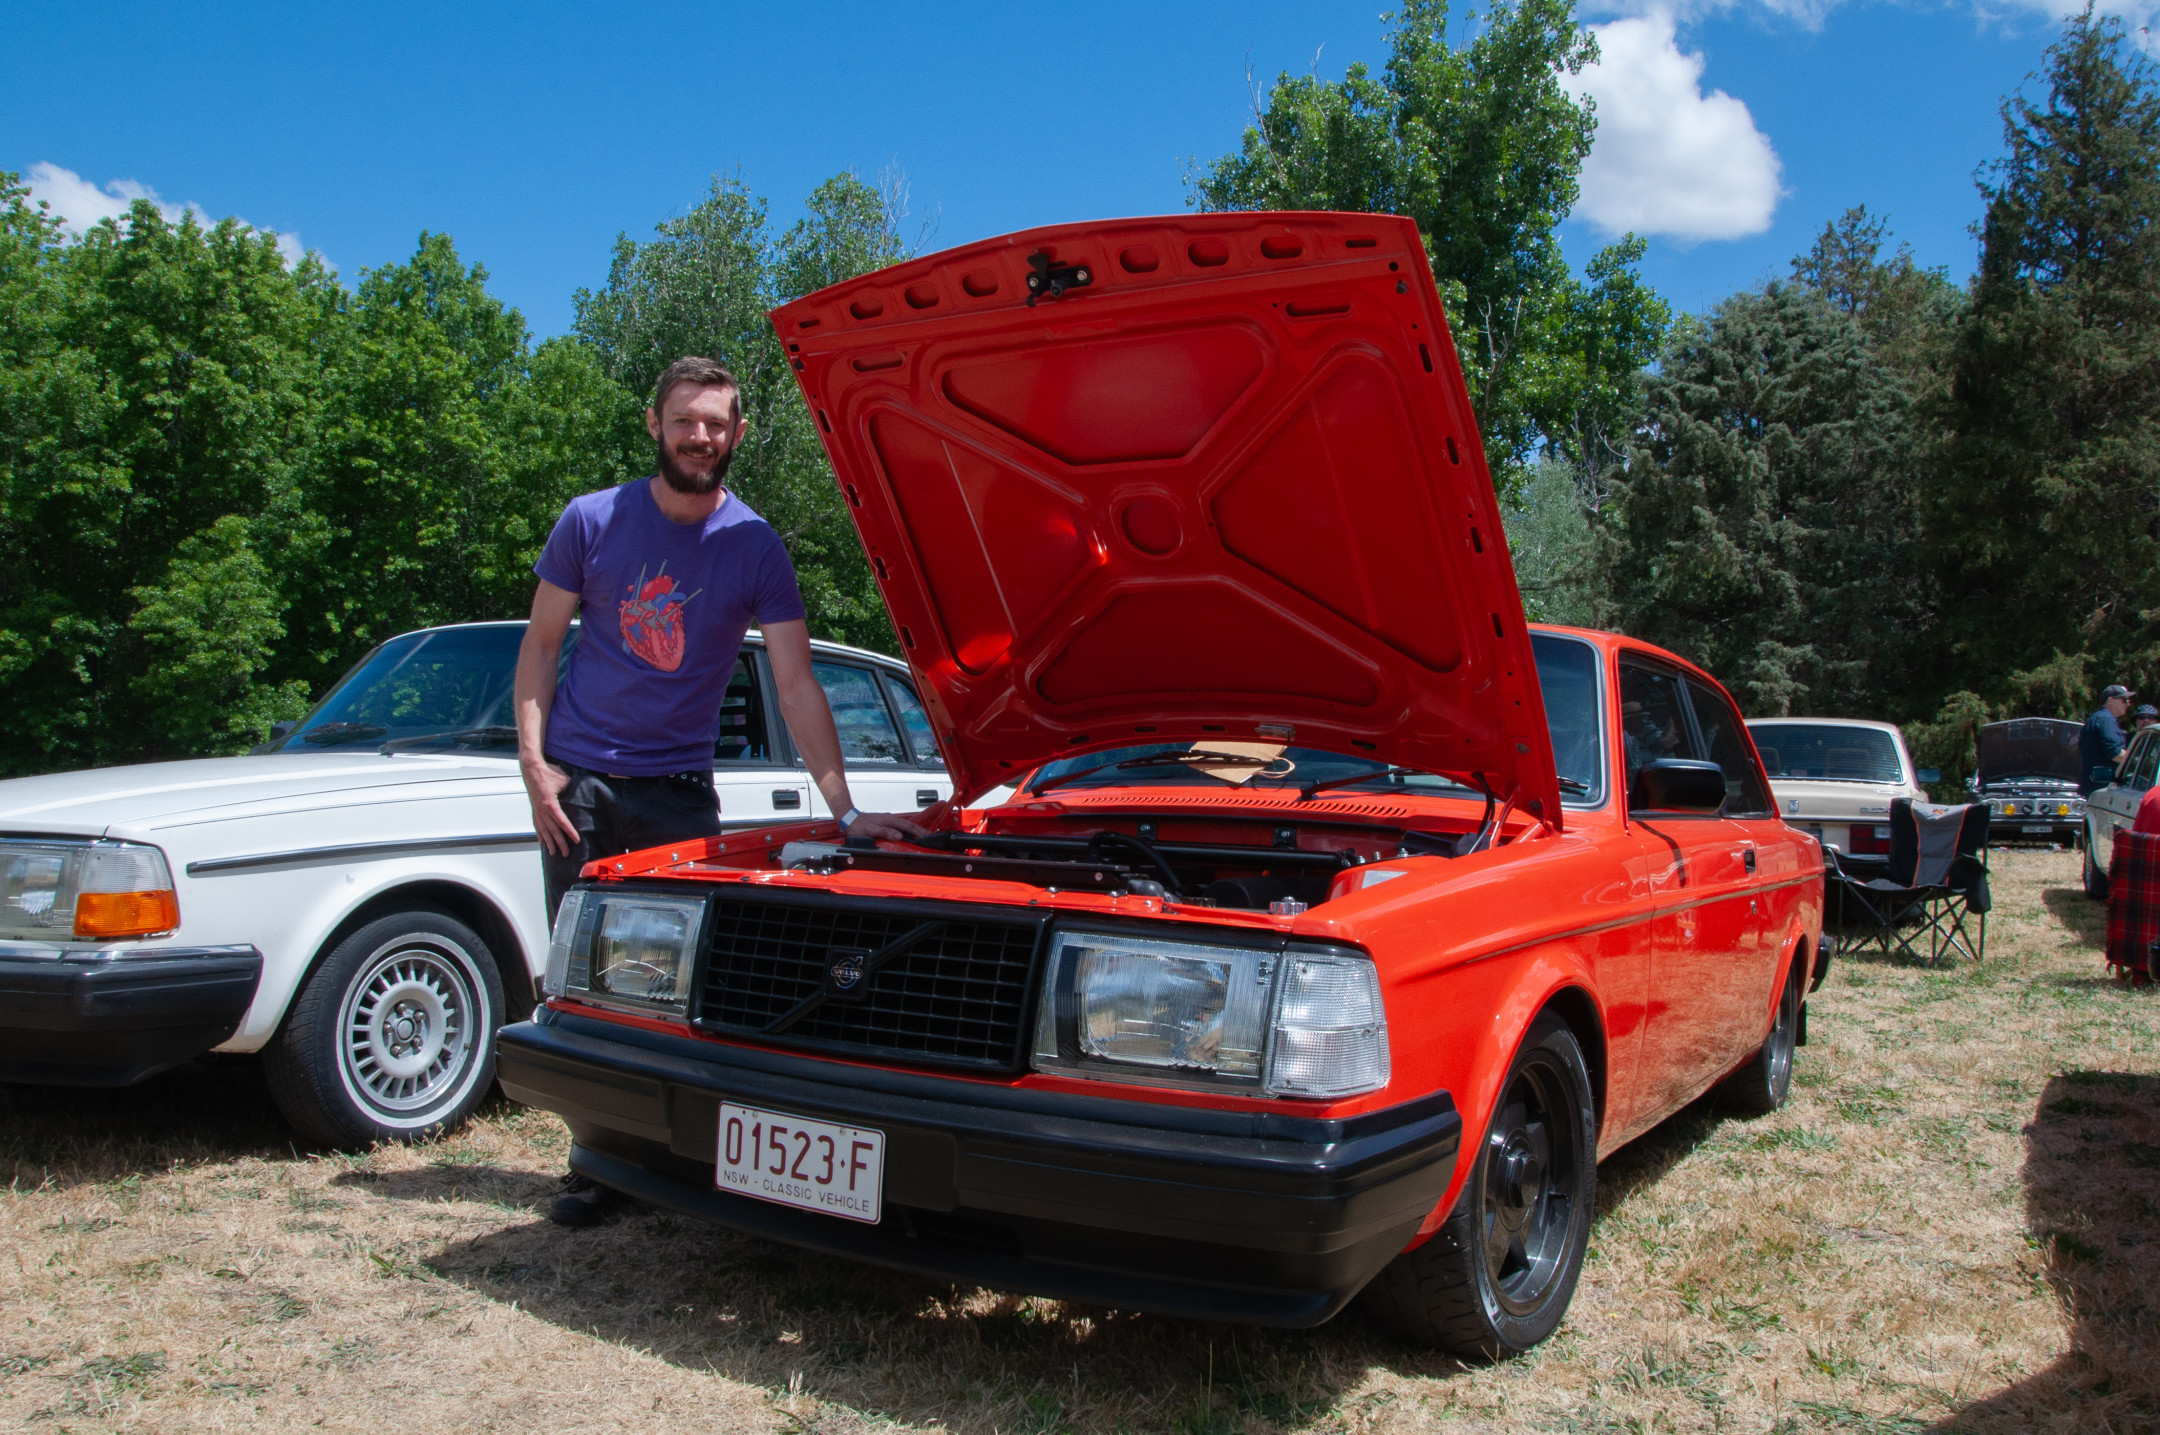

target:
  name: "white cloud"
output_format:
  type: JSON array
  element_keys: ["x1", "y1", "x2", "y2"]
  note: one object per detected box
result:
[
  {"x1": 1583, "y1": 0, "x2": 2160, "y2": 49},
  {"x1": 1568, "y1": 13, "x2": 1784, "y2": 241},
  {"x1": 23, "y1": 162, "x2": 311, "y2": 268}
]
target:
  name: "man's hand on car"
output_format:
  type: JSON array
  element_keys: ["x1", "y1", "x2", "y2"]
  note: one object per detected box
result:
[
  {"x1": 522, "y1": 758, "x2": 580, "y2": 857},
  {"x1": 844, "y1": 810, "x2": 930, "y2": 842}
]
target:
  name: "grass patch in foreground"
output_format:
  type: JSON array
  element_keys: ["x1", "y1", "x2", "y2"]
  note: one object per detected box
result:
[{"x1": 0, "y1": 849, "x2": 2153, "y2": 1432}]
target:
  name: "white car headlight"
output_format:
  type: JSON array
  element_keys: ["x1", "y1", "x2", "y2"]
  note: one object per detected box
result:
[
  {"x1": 543, "y1": 888, "x2": 704, "y2": 1014},
  {"x1": 1032, "y1": 929, "x2": 1389, "y2": 1098},
  {"x1": 0, "y1": 840, "x2": 178, "y2": 942}
]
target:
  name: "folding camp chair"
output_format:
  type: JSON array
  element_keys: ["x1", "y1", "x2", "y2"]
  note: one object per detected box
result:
[
  {"x1": 1826, "y1": 799, "x2": 1991, "y2": 964},
  {"x1": 2106, "y1": 830, "x2": 2160, "y2": 980}
]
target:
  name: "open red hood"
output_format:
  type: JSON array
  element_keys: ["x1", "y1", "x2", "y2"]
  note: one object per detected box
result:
[{"x1": 771, "y1": 212, "x2": 1560, "y2": 823}]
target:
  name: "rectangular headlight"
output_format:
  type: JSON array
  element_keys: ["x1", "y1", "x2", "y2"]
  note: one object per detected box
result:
[
  {"x1": 543, "y1": 888, "x2": 703, "y2": 1014},
  {"x1": 1032, "y1": 929, "x2": 1388, "y2": 1098},
  {"x1": 0, "y1": 840, "x2": 178, "y2": 942}
]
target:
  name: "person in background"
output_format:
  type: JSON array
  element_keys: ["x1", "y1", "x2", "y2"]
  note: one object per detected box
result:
[
  {"x1": 2080, "y1": 684, "x2": 2134, "y2": 795},
  {"x1": 513, "y1": 355, "x2": 925, "y2": 1226},
  {"x1": 2136, "y1": 704, "x2": 2158, "y2": 732}
]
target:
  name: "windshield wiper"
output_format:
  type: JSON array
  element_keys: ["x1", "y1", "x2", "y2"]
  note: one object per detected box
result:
[
  {"x1": 298, "y1": 722, "x2": 389, "y2": 746},
  {"x1": 378, "y1": 726, "x2": 520, "y2": 755},
  {"x1": 1556, "y1": 776, "x2": 1590, "y2": 794},
  {"x1": 1032, "y1": 749, "x2": 1278, "y2": 796},
  {"x1": 1299, "y1": 764, "x2": 1412, "y2": 800}
]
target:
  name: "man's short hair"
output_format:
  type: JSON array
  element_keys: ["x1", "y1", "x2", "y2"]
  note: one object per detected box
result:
[{"x1": 652, "y1": 357, "x2": 742, "y2": 424}]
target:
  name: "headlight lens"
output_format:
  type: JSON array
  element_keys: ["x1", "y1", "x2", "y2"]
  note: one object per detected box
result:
[
  {"x1": 543, "y1": 888, "x2": 703, "y2": 1014},
  {"x1": 0, "y1": 840, "x2": 178, "y2": 941},
  {"x1": 1032, "y1": 929, "x2": 1389, "y2": 1098},
  {"x1": 1073, "y1": 937, "x2": 1272, "y2": 1077}
]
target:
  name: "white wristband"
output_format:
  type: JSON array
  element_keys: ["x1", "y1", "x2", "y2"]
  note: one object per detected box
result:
[{"x1": 838, "y1": 807, "x2": 862, "y2": 831}]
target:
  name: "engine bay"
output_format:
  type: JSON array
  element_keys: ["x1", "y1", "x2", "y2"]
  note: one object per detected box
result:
[{"x1": 778, "y1": 811, "x2": 1490, "y2": 911}]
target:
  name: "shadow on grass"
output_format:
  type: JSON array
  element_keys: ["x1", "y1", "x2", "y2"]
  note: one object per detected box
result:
[
  {"x1": 405, "y1": 1200, "x2": 1420, "y2": 1434},
  {"x1": 0, "y1": 1057, "x2": 294, "y2": 1191},
  {"x1": 1934, "y1": 1071, "x2": 2160, "y2": 1432},
  {"x1": 2040, "y1": 887, "x2": 2107, "y2": 950}
]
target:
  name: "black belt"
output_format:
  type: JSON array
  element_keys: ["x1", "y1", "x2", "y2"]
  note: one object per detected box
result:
[{"x1": 551, "y1": 759, "x2": 714, "y2": 786}]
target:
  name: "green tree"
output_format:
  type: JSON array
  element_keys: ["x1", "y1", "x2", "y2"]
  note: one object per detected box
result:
[
  {"x1": 0, "y1": 181, "x2": 334, "y2": 772},
  {"x1": 278, "y1": 234, "x2": 645, "y2": 693},
  {"x1": 573, "y1": 171, "x2": 913, "y2": 650},
  {"x1": 1190, "y1": 0, "x2": 1668, "y2": 501},
  {"x1": 1606, "y1": 281, "x2": 1929, "y2": 715},
  {"x1": 1930, "y1": 9, "x2": 2160, "y2": 699}
]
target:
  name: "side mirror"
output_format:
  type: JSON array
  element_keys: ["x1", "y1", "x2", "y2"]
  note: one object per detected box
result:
[
  {"x1": 268, "y1": 720, "x2": 298, "y2": 741},
  {"x1": 1630, "y1": 758, "x2": 1728, "y2": 815},
  {"x1": 1917, "y1": 768, "x2": 1941, "y2": 784}
]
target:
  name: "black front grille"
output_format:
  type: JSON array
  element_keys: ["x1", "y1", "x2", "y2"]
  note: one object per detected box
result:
[{"x1": 694, "y1": 892, "x2": 1047, "y2": 1071}]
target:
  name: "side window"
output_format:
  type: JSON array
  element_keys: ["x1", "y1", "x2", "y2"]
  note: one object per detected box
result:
[
  {"x1": 884, "y1": 676, "x2": 944, "y2": 769},
  {"x1": 1685, "y1": 678, "x2": 1775, "y2": 817},
  {"x1": 1530, "y1": 633, "x2": 1606, "y2": 806},
  {"x1": 714, "y1": 655, "x2": 772, "y2": 764},
  {"x1": 813, "y1": 662, "x2": 906, "y2": 764},
  {"x1": 2135, "y1": 734, "x2": 2159, "y2": 791},
  {"x1": 1618, "y1": 659, "x2": 1693, "y2": 780}
]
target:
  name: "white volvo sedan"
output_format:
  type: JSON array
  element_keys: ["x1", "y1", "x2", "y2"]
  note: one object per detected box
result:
[{"x1": 0, "y1": 622, "x2": 951, "y2": 1145}]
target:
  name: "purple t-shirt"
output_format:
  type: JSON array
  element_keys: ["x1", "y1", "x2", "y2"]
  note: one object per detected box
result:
[{"x1": 534, "y1": 479, "x2": 805, "y2": 775}]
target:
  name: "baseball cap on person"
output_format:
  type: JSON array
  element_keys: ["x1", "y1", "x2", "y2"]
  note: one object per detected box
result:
[
  {"x1": 2105, "y1": 684, "x2": 2133, "y2": 700},
  {"x1": 2138, "y1": 704, "x2": 2158, "y2": 718}
]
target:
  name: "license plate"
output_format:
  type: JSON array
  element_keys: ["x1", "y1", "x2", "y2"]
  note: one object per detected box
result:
[
  {"x1": 717, "y1": 1102, "x2": 884, "y2": 1224},
  {"x1": 2022, "y1": 823, "x2": 2052, "y2": 833}
]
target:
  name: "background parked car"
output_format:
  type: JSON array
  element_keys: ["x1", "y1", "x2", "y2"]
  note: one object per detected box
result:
[
  {"x1": 2079, "y1": 722, "x2": 2160, "y2": 897},
  {"x1": 1746, "y1": 718, "x2": 1931, "y2": 879},
  {"x1": 1972, "y1": 717, "x2": 2086, "y2": 848},
  {"x1": 0, "y1": 621, "x2": 950, "y2": 1146}
]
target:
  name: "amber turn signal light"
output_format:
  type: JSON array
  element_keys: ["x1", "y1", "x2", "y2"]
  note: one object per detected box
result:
[{"x1": 74, "y1": 889, "x2": 181, "y2": 940}]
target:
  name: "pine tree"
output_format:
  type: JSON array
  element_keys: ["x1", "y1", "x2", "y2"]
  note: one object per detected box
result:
[{"x1": 1930, "y1": 8, "x2": 2160, "y2": 697}]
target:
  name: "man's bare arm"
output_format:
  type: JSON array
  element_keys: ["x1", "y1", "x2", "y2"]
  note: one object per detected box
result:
[
  {"x1": 515, "y1": 582, "x2": 584, "y2": 857},
  {"x1": 763, "y1": 619, "x2": 926, "y2": 842}
]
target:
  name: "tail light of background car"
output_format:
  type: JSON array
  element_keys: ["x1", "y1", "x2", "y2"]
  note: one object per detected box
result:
[
  {"x1": 1848, "y1": 824, "x2": 1894, "y2": 855},
  {"x1": 0, "y1": 840, "x2": 179, "y2": 941}
]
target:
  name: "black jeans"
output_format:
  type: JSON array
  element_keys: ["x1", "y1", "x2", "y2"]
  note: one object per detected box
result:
[{"x1": 541, "y1": 760, "x2": 724, "y2": 922}]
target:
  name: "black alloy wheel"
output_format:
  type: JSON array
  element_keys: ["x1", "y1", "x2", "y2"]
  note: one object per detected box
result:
[
  {"x1": 1717, "y1": 950, "x2": 1803, "y2": 1116},
  {"x1": 1360, "y1": 1016, "x2": 1596, "y2": 1359}
]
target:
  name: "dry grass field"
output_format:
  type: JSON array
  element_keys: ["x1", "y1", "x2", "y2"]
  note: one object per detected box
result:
[{"x1": 4, "y1": 846, "x2": 2157, "y2": 1434}]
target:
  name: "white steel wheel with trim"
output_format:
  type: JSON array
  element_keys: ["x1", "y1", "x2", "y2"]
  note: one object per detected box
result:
[
  {"x1": 1716, "y1": 949, "x2": 1803, "y2": 1116},
  {"x1": 1359, "y1": 1015, "x2": 1596, "y2": 1360},
  {"x1": 267, "y1": 907, "x2": 505, "y2": 1148}
]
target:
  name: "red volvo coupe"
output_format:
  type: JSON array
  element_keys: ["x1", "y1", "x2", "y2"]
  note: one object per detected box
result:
[{"x1": 497, "y1": 212, "x2": 1825, "y2": 1359}]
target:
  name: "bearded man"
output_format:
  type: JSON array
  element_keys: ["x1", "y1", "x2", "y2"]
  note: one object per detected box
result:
[{"x1": 512, "y1": 355, "x2": 924, "y2": 1225}]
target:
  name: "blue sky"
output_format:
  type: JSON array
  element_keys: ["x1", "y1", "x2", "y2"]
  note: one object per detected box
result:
[{"x1": 3, "y1": 0, "x2": 2138, "y2": 336}]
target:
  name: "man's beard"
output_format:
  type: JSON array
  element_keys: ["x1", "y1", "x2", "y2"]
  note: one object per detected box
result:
[{"x1": 657, "y1": 436, "x2": 737, "y2": 494}]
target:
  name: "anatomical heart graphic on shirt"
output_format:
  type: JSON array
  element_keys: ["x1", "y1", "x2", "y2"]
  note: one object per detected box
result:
[{"x1": 617, "y1": 563, "x2": 701, "y2": 672}]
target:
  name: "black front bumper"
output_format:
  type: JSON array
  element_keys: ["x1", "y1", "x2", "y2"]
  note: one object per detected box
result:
[
  {"x1": 0, "y1": 944, "x2": 264, "y2": 1086},
  {"x1": 498, "y1": 1009, "x2": 1461, "y2": 1326}
]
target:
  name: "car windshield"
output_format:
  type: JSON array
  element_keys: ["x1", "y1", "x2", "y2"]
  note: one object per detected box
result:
[
  {"x1": 1025, "y1": 744, "x2": 1478, "y2": 798},
  {"x1": 268, "y1": 626, "x2": 574, "y2": 754},
  {"x1": 1750, "y1": 724, "x2": 1903, "y2": 784}
]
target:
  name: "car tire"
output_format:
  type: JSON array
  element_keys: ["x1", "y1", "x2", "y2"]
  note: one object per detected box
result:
[
  {"x1": 2085, "y1": 836, "x2": 2111, "y2": 901},
  {"x1": 265, "y1": 908, "x2": 504, "y2": 1149},
  {"x1": 1359, "y1": 1015, "x2": 1596, "y2": 1360},
  {"x1": 1717, "y1": 951, "x2": 1803, "y2": 1117}
]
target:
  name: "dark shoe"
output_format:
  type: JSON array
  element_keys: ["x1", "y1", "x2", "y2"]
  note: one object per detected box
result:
[{"x1": 548, "y1": 1172, "x2": 625, "y2": 1227}]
